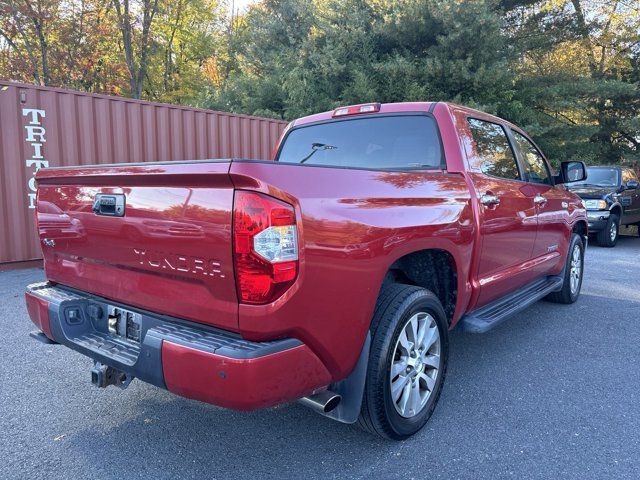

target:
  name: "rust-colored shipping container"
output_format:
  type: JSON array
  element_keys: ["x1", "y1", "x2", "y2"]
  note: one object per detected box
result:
[{"x1": 0, "y1": 81, "x2": 287, "y2": 265}]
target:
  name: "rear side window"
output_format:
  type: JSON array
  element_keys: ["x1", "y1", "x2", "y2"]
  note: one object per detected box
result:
[
  {"x1": 468, "y1": 119, "x2": 520, "y2": 181},
  {"x1": 622, "y1": 169, "x2": 638, "y2": 183},
  {"x1": 276, "y1": 116, "x2": 442, "y2": 170},
  {"x1": 512, "y1": 131, "x2": 551, "y2": 185}
]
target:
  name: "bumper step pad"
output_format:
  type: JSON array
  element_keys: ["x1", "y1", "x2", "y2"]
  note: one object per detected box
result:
[{"x1": 27, "y1": 282, "x2": 301, "y2": 388}]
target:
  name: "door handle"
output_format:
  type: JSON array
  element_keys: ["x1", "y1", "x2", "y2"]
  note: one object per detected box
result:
[
  {"x1": 534, "y1": 195, "x2": 547, "y2": 205},
  {"x1": 480, "y1": 194, "x2": 500, "y2": 206}
]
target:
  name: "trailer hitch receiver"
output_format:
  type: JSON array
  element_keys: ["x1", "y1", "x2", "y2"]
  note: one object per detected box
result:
[{"x1": 91, "y1": 361, "x2": 134, "y2": 389}]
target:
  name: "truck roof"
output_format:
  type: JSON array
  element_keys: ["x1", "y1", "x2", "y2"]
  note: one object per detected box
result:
[{"x1": 291, "y1": 101, "x2": 517, "y2": 130}]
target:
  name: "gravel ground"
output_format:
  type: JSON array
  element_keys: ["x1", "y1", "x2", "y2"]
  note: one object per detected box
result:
[{"x1": 1, "y1": 235, "x2": 639, "y2": 480}]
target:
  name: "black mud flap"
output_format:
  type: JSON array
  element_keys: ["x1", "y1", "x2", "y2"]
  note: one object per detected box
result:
[{"x1": 323, "y1": 332, "x2": 370, "y2": 424}]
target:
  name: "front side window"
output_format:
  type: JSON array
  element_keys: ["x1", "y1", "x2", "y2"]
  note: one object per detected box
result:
[
  {"x1": 512, "y1": 131, "x2": 551, "y2": 185},
  {"x1": 467, "y1": 119, "x2": 520, "y2": 181},
  {"x1": 276, "y1": 115, "x2": 442, "y2": 170}
]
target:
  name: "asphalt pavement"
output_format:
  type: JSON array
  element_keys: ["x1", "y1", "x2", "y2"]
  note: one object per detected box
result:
[{"x1": 2, "y1": 235, "x2": 640, "y2": 480}]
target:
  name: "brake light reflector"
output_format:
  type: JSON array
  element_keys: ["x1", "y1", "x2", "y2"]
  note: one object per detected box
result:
[
  {"x1": 333, "y1": 103, "x2": 381, "y2": 117},
  {"x1": 233, "y1": 191, "x2": 299, "y2": 304}
]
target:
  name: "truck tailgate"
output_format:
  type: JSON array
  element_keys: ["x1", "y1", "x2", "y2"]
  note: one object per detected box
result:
[{"x1": 35, "y1": 161, "x2": 238, "y2": 331}]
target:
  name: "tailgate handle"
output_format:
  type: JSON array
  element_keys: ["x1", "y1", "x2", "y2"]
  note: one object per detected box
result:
[{"x1": 92, "y1": 194, "x2": 126, "y2": 217}]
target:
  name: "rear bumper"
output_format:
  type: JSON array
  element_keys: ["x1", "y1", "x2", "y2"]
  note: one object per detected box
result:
[{"x1": 25, "y1": 283, "x2": 331, "y2": 410}]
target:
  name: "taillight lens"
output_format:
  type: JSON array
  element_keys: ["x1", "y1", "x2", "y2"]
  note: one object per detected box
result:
[{"x1": 233, "y1": 191, "x2": 299, "y2": 304}]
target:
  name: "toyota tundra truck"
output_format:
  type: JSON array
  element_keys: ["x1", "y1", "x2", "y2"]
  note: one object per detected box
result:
[{"x1": 26, "y1": 102, "x2": 588, "y2": 439}]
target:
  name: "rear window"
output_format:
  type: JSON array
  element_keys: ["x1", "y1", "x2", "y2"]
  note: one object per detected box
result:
[{"x1": 276, "y1": 115, "x2": 442, "y2": 170}]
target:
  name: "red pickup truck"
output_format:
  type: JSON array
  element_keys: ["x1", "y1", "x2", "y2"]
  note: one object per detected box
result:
[{"x1": 26, "y1": 102, "x2": 588, "y2": 439}]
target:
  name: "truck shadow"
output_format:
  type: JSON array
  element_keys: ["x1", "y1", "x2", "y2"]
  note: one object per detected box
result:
[
  {"x1": 63, "y1": 290, "x2": 640, "y2": 479},
  {"x1": 65, "y1": 395, "x2": 393, "y2": 478}
]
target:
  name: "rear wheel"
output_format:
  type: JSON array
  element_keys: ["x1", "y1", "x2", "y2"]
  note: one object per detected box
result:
[
  {"x1": 357, "y1": 284, "x2": 448, "y2": 440},
  {"x1": 597, "y1": 214, "x2": 619, "y2": 247},
  {"x1": 546, "y1": 233, "x2": 584, "y2": 304}
]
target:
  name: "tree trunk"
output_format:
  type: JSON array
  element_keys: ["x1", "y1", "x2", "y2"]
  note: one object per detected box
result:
[
  {"x1": 570, "y1": 0, "x2": 598, "y2": 76},
  {"x1": 112, "y1": 0, "x2": 138, "y2": 97},
  {"x1": 111, "y1": 0, "x2": 158, "y2": 99},
  {"x1": 135, "y1": 0, "x2": 159, "y2": 98},
  {"x1": 32, "y1": 17, "x2": 50, "y2": 85},
  {"x1": 164, "y1": 0, "x2": 183, "y2": 94}
]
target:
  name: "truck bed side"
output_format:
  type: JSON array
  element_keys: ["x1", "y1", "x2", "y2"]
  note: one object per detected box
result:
[{"x1": 229, "y1": 161, "x2": 475, "y2": 378}]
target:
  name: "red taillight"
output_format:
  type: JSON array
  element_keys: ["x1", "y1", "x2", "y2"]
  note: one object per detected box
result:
[
  {"x1": 332, "y1": 102, "x2": 381, "y2": 117},
  {"x1": 233, "y1": 191, "x2": 299, "y2": 304}
]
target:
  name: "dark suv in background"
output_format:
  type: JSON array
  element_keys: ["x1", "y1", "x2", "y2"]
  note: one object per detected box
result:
[{"x1": 569, "y1": 166, "x2": 640, "y2": 247}]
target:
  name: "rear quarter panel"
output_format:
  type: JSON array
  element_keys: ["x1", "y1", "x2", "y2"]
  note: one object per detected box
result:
[{"x1": 230, "y1": 162, "x2": 475, "y2": 379}]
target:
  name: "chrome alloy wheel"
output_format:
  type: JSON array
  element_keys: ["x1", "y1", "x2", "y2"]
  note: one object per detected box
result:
[
  {"x1": 609, "y1": 221, "x2": 618, "y2": 242},
  {"x1": 390, "y1": 312, "x2": 441, "y2": 418},
  {"x1": 569, "y1": 243, "x2": 582, "y2": 295}
]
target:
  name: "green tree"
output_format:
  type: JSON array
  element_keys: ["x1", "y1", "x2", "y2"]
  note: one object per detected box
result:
[
  {"x1": 1, "y1": 0, "x2": 638, "y2": 164},
  {"x1": 145, "y1": 0, "x2": 225, "y2": 103},
  {"x1": 0, "y1": 0, "x2": 59, "y2": 85},
  {"x1": 503, "y1": 0, "x2": 640, "y2": 163},
  {"x1": 203, "y1": 0, "x2": 515, "y2": 119}
]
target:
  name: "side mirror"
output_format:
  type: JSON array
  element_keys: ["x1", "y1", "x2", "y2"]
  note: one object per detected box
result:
[
  {"x1": 555, "y1": 161, "x2": 587, "y2": 184},
  {"x1": 626, "y1": 180, "x2": 639, "y2": 190}
]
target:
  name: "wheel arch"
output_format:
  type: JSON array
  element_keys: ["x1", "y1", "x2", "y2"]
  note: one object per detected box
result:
[
  {"x1": 381, "y1": 249, "x2": 459, "y2": 326},
  {"x1": 572, "y1": 219, "x2": 588, "y2": 241},
  {"x1": 610, "y1": 203, "x2": 623, "y2": 219}
]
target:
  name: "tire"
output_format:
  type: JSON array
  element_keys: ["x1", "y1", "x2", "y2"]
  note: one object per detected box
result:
[
  {"x1": 546, "y1": 233, "x2": 584, "y2": 304},
  {"x1": 596, "y1": 214, "x2": 619, "y2": 247},
  {"x1": 357, "y1": 283, "x2": 449, "y2": 440}
]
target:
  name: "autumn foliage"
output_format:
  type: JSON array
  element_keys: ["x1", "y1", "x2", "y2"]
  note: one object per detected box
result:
[{"x1": 1, "y1": 0, "x2": 638, "y2": 164}]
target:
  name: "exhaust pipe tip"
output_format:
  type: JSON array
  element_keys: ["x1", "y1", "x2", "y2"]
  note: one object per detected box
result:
[{"x1": 299, "y1": 390, "x2": 341, "y2": 414}]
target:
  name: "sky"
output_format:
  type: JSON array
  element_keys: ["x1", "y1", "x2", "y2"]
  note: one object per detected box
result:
[{"x1": 230, "y1": 0, "x2": 259, "y2": 14}]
